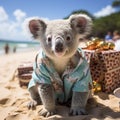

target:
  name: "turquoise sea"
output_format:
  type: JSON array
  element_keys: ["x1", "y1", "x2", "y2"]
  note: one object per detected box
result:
[{"x1": 0, "y1": 39, "x2": 40, "y2": 55}]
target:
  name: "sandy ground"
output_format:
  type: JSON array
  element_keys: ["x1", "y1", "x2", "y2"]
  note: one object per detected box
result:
[{"x1": 0, "y1": 49, "x2": 120, "y2": 120}]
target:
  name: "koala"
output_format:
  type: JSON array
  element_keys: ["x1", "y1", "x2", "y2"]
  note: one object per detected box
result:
[{"x1": 27, "y1": 14, "x2": 93, "y2": 117}]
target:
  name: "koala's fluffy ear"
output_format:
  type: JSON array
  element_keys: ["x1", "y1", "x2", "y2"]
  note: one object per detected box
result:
[
  {"x1": 29, "y1": 19, "x2": 46, "y2": 39},
  {"x1": 69, "y1": 14, "x2": 92, "y2": 37}
]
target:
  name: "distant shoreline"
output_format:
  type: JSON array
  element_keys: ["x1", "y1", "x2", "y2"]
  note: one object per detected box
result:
[
  {"x1": 0, "y1": 39, "x2": 39, "y2": 44},
  {"x1": 1, "y1": 47, "x2": 40, "y2": 55},
  {"x1": 0, "y1": 40, "x2": 40, "y2": 55}
]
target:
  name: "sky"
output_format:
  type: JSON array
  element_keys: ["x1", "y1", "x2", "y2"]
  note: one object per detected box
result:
[{"x1": 0, "y1": 0, "x2": 117, "y2": 41}]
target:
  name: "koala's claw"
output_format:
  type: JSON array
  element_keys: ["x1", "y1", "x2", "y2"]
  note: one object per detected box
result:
[
  {"x1": 38, "y1": 108, "x2": 56, "y2": 117},
  {"x1": 27, "y1": 100, "x2": 37, "y2": 110},
  {"x1": 69, "y1": 108, "x2": 88, "y2": 116}
]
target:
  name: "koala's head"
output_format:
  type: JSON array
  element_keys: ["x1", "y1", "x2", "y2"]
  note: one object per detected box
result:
[{"x1": 28, "y1": 14, "x2": 92, "y2": 59}]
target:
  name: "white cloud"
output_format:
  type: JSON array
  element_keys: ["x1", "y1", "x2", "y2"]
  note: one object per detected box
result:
[
  {"x1": 0, "y1": 6, "x2": 49, "y2": 41},
  {"x1": 94, "y1": 5, "x2": 116, "y2": 17},
  {"x1": 0, "y1": 6, "x2": 8, "y2": 22},
  {"x1": 13, "y1": 9, "x2": 26, "y2": 22},
  {"x1": 0, "y1": 7, "x2": 30, "y2": 40}
]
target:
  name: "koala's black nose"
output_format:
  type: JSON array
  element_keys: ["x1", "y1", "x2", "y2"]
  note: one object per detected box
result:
[{"x1": 55, "y1": 42, "x2": 64, "y2": 52}]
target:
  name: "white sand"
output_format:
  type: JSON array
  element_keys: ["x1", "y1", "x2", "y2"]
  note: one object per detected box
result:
[{"x1": 0, "y1": 50, "x2": 120, "y2": 120}]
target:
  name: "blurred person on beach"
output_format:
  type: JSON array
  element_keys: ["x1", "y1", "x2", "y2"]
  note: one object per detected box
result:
[
  {"x1": 4, "y1": 43, "x2": 10, "y2": 54},
  {"x1": 105, "y1": 31, "x2": 113, "y2": 41},
  {"x1": 114, "y1": 40, "x2": 120, "y2": 51},
  {"x1": 113, "y1": 30, "x2": 120, "y2": 51},
  {"x1": 112, "y1": 30, "x2": 120, "y2": 42},
  {"x1": 13, "y1": 46, "x2": 16, "y2": 53},
  {"x1": 114, "y1": 39, "x2": 120, "y2": 51}
]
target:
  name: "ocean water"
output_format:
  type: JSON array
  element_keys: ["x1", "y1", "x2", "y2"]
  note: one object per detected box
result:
[{"x1": 0, "y1": 40, "x2": 40, "y2": 55}]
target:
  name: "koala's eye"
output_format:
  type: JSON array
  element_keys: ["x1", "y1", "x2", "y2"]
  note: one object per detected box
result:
[
  {"x1": 48, "y1": 37, "x2": 52, "y2": 42},
  {"x1": 66, "y1": 36, "x2": 71, "y2": 42},
  {"x1": 47, "y1": 35, "x2": 52, "y2": 44},
  {"x1": 46, "y1": 35, "x2": 52, "y2": 45}
]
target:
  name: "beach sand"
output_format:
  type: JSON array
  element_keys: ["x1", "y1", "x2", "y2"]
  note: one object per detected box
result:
[{"x1": 0, "y1": 50, "x2": 120, "y2": 120}]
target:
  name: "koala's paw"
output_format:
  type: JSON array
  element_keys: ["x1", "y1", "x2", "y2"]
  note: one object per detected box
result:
[
  {"x1": 69, "y1": 107, "x2": 88, "y2": 116},
  {"x1": 27, "y1": 100, "x2": 37, "y2": 110},
  {"x1": 38, "y1": 108, "x2": 56, "y2": 117}
]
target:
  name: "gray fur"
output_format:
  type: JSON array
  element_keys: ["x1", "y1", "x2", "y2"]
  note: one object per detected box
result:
[
  {"x1": 27, "y1": 14, "x2": 92, "y2": 117},
  {"x1": 27, "y1": 86, "x2": 41, "y2": 110},
  {"x1": 70, "y1": 92, "x2": 89, "y2": 115},
  {"x1": 38, "y1": 84, "x2": 56, "y2": 117}
]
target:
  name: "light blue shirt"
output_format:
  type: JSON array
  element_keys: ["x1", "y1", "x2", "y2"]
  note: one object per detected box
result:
[{"x1": 28, "y1": 48, "x2": 92, "y2": 103}]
